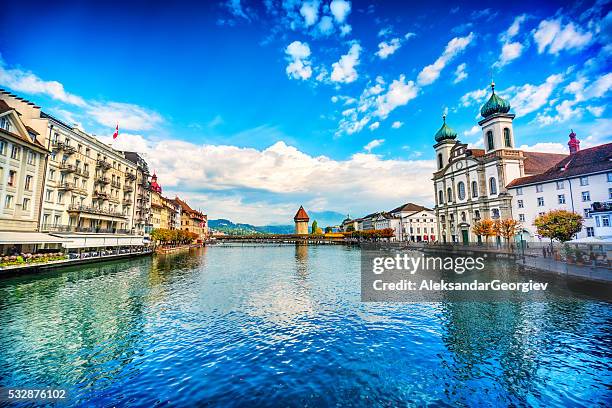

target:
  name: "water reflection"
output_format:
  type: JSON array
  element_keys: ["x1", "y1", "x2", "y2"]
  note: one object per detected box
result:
[{"x1": 0, "y1": 246, "x2": 610, "y2": 407}]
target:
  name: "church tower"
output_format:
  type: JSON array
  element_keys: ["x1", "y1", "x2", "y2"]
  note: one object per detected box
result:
[
  {"x1": 478, "y1": 82, "x2": 515, "y2": 152},
  {"x1": 294, "y1": 206, "x2": 310, "y2": 235},
  {"x1": 433, "y1": 114, "x2": 457, "y2": 171}
]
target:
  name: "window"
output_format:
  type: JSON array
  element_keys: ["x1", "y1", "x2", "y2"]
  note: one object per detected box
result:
[
  {"x1": 536, "y1": 184, "x2": 543, "y2": 193},
  {"x1": 584, "y1": 209, "x2": 591, "y2": 218},
  {"x1": 22, "y1": 198, "x2": 30, "y2": 211},
  {"x1": 27, "y1": 151, "x2": 36, "y2": 165},
  {"x1": 461, "y1": 211, "x2": 466, "y2": 222},
  {"x1": 595, "y1": 216, "x2": 600, "y2": 227},
  {"x1": 486, "y1": 130, "x2": 494, "y2": 150},
  {"x1": 8, "y1": 170, "x2": 16, "y2": 187},
  {"x1": 582, "y1": 191, "x2": 590, "y2": 202},
  {"x1": 457, "y1": 182, "x2": 466, "y2": 200},
  {"x1": 447, "y1": 187, "x2": 453, "y2": 202},
  {"x1": 471, "y1": 181, "x2": 478, "y2": 197},
  {"x1": 4, "y1": 195, "x2": 13, "y2": 208},
  {"x1": 0, "y1": 139, "x2": 6, "y2": 155},
  {"x1": 24, "y1": 175, "x2": 33, "y2": 191},
  {"x1": 54, "y1": 215, "x2": 60, "y2": 226},
  {"x1": 586, "y1": 227, "x2": 594, "y2": 237},
  {"x1": 489, "y1": 177, "x2": 497, "y2": 195},
  {"x1": 503, "y1": 128, "x2": 511, "y2": 147},
  {"x1": 516, "y1": 187, "x2": 523, "y2": 196},
  {"x1": 474, "y1": 210, "x2": 480, "y2": 220},
  {"x1": 519, "y1": 214, "x2": 525, "y2": 222},
  {"x1": 580, "y1": 176, "x2": 589, "y2": 186},
  {"x1": 608, "y1": 172, "x2": 612, "y2": 182},
  {"x1": 558, "y1": 194, "x2": 565, "y2": 204},
  {"x1": 491, "y1": 208, "x2": 500, "y2": 219},
  {"x1": 57, "y1": 192, "x2": 64, "y2": 204},
  {"x1": 10, "y1": 146, "x2": 20, "y2": 160},
  {"x1": 518, "y1": 199, "x2": 524, "y2": 208},
  {"x1": 49, "y1": 169, "x2": 55, "y2": 181},
  {"x1": 437, "y1": 153, "x2": 443, "y2": 169},
  {"x1": 537, "y1": 197, "x2": 545, "y2": 206},
  {"x1": 43, "y1": 214, "x2": 50, "y2": 227},
  {"x1": 603, "y1": 216, "x2": 610, "y2": 227},
  {"x1": 556, "y1": 181, "x2": 564, "y2": 190},
  {"x1": 45, "y1": 189, "x2": 53, "y2": 202},
  {"x1": 609, "y1": 187, "x2": 612, "y2": 199}
]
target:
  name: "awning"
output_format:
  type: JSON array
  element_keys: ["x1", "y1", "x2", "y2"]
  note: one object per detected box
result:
[
  {"x1": 567, "y1": 236, "x2": 612, "y2": 244},
  {"x1": 49, "y1": 233, "x2": 145, "y2": 249},
  {"x1": 0, "y1": 232, "x2": 70, "y2": 245}
]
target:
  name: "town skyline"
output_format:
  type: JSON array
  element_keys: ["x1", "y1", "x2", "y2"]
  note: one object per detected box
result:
[{"x1": 0, "y1": 0, "x2": 610, "y2": 224}]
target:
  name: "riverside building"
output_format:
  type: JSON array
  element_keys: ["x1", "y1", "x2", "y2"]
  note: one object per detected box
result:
[{"x1": 432, "y1": 82, "x2": 568, "y2": 244}]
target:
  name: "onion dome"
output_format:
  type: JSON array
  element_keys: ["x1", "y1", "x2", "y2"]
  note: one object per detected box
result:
[
  {"x1": 480, "y1": 82, "x2": 511, "y2": 118},
  {"x1": 434, "y1": 115, "x2": 458, "y2": 142}
]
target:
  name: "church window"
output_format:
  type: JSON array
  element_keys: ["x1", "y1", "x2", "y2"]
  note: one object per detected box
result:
[
  {"x1": 447, "y1": 187, "x2": 453, "y2": 202},
  {"x1": 489, "y1": 177, "x2": 497, "y2": 195},
  {"x1": 471, "y1": 181, "x2": 478, "y2": 197},
  {"x1": 503, "y1": 128, "x2": 512, "y2": 147},
  {"x1": 487, "y1": 131, "x2": 494, "y2": 151},
  {"x1": 457, "y1": 182, "x2": 466, "y2": 200},
  {"x1": 437, "y1": 153, "x2": 443, "y2": 169}
]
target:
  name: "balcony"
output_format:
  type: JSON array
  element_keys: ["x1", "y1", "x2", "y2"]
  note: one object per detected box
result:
[
  {"x1": 108, "y1": 196, "x2": 121, "y2": 204},
  {"x1": 96, "y1": 159, "x2": 112, "y2": 170},
  {"x1": 63, "y1": 144, "x2": 76, "y2": 154},
  {"x1": 96, "y1": 176, "x2": 110, "y2": 185},
  {"x1": 125, "y1": 172, "x2": 137, "y2": 181},
  {"x1": 41, "y1": 224, "x2": 135, "y2": 235},
  {"x1": 111, "y1": 180, "x2": 122, "y2": 189},
  {"x1": 122, "y1": 198, "x2": 133, "y2": 206},
  {"x1": 51, "y1": 140, "x2": 64, "y2": 151},
  {"x1": 75, "y1": 167, "x2": 90, "y2": 178},
  {"x1": 60, "y1": 163, "x2": 76, "y2": 173},
  {"x1": 124, "y1": 184, "x2": 134, "y2": 193},
  {"x1": 93, "y1": 190, "x2": 108, "y2": 200},
  {"x1": 57, "y1": 182, "x2": 75, "y2": 191},
  {"x1": 67, "y1": 204, "x2": 127, "y2": 219}
]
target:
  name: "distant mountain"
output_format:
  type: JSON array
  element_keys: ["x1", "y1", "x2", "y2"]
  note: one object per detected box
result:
[{"x1": 209, "y1": 211, "x2": 346, "y2": 236}]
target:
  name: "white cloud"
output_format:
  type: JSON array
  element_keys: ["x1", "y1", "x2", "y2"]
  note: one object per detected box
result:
[
  {"x1": 533, "y1": 19, "x2": 592, "y2": 55},
  {"x1": 0, "y1": 61, "x2": 86, "y2": 106},
  {"x1": 368, "y1": 122, "x2": 380, "y2": 131},
  {"x1": 329, "y1": 0, "x2": 351, "y2": 23},
  {"x1": 453, "y1": 63, "x2": 468, "y2": 84},
  {"x1": 496, "y1": 42, "x2": 524, "y2": 67},
  {"x1": 505, "y1": 74, "x2": 564, "y2": 116},
  {"x1": 463, "y1": 125, "x2": 480, "y2": 136},
  {"x1": 317, "y1": 15, "x2": 334, "y2": 35},
  {"x1": 378, "y1": 26, "x2": 392, "y2": 37},
  {"x1": 285, "y1": 41, "x2": 313, "y2": 80},
  {"x1": 300, "y1": 1, "x2": 320, "y2": 27},
  {"x1": 417, "y1": 33, "x2": 475, "y2": 86},
  {"x1": 364, "y1": 138, "x2": 384, "y2": 151},
  {"x1": 374, "y1": 75, "x2": 419, "y2": 118},
  {"x1": 517, "y1": 142, "x2": 568, "y2": 154},
  {"x1": 330, "y1": 43, "x2": 361, "y2": 83},
  {"x1": 376, "y1": 38, "x2": 402, "y2": 59},
  {"x1": 501, "y1": 14, "x2": 527, "y2": 42},
  {"x1": 87, "y1": 102, "x2": 163, "y2": 131},
  {"x1": 391, "y1": 121, "x2": 403, "y2": 129},
  {"x1": 104, "y1": 136, "x2": 437, "y2": 224},
  {"x1": 460, "y1": 88, "x2": 488, "y2": 107},
  {"x1": 586, "y1": 105, "x2": 605, "y2": 117},
  {"x1": 340, "y1": 24, "x2": 352, "y2": 37}
]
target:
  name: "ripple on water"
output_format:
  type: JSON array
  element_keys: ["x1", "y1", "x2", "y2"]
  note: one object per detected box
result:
[{"x1": 0, "y1": 246, "x2": 610, "y2": 407}]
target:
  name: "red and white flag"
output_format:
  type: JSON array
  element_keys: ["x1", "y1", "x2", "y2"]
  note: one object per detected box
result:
[{"x1": 112, "y1": 124, "x2": 119, "y2": 139}]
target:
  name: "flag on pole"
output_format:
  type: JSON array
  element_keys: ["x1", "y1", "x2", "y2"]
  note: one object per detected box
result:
[{"x1": 112, "y1": 124, "x2": 119, "y2": 139}]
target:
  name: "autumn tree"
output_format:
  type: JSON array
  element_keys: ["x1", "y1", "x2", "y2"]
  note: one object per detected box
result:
[
  {"x1": 493, "y1": 218, "x2": 521, "y2": 245},
  {"x1": 534, "y1": 210, "x2": 583, "y2": 242},
  {"x1": 472, "y1": 219, "x2": 495, "y2": 244}
]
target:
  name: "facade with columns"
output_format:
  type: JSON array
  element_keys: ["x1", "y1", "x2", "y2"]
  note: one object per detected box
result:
[{"x1": 432, "y1": 83, "x2": 568, "y2": 244}]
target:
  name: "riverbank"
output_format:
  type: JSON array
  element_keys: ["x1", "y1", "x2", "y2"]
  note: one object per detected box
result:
[{"x1": 0, "y1": 249, "x2": 153, "y2": 277}]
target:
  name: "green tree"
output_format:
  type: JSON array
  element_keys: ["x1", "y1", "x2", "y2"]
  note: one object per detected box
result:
[
  {"x1": 346, "y1": 225, "x2": 355, "y2": 232},
  {"x1": 311, "y1": 220, "x2": 318, "y2": 234},
  {"x1": 534, "y1": 210, "x2": 583, "y2": 242},
  {"x1": 325, "y1": 226, "x2": 332, "y2": 233}
]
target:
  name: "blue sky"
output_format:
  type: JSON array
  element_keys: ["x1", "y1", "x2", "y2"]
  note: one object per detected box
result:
[{"x1": 0, "y1": 0, "x2": 610, "y2": 224}]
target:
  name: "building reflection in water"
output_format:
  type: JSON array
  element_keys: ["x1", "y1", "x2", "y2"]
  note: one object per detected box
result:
[{"x1": 294, "y1": 242, "x2": 308, "y2": 279}]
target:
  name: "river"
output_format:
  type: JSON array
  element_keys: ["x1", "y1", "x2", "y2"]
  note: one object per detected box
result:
[{"x1": 0, "y1": 245, "x2": 610, "y2": 407}]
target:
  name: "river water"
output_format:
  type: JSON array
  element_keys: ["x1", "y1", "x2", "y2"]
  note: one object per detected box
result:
[{"x1": 0, "y1": 245, "x2": 610, "y2": 407}]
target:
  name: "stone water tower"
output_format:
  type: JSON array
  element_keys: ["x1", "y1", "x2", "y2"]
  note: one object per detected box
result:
[{"x1": 294, "y1": 206, "x2": 310, "y2": 235}]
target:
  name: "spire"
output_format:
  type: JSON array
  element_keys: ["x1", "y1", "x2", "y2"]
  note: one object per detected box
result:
[{"x1": 568, "y1": 129, "x2": 580, "y2": 154}]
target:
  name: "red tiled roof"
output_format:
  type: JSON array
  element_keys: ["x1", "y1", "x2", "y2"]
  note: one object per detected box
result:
[
  {"x1": 507, "y1": 143, "x2": 612, "y2": 187},
  {"x1": 174, "y1": 196, "x2": 205, "y2": 219},
  {"x1": 294, "y1": 206, "x2": 309, "y2": 221},
  {"x1": 467, "y1": 148, "x2": 485, "y2": 157},
  {"x1": 523, "y1": 151, "x2": 567, "y2": 175}
]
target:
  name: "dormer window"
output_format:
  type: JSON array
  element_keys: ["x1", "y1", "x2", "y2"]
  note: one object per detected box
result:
[
  {"x1": 0, "y1": 117, "x2": 9, "y2": 131},
  {"x1": 487, "y1": 131, "x2": 494, "y2": 151}
]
